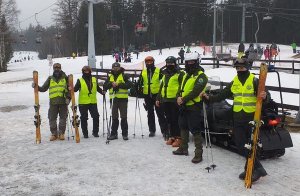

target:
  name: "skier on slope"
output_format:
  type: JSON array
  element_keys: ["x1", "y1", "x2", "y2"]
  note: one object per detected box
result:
[
  {"x1": 103, "y1": 62, "x2": 133, "y2": 140},
  {"x1": 73, "y1": 66, "x2": 105, "y2": 138},
  {"x1": 32, "y1": 63, "x2": 70, "y2": 141},
  {"x1": 156, "y1": 56, "x2": 184, "y2": 146},
  {"x1": 172, "y1": 52, "x2": 208, "y2": 164},
  {"x1": 201, "y1": 57, "x2": 269, "y2": 182}
]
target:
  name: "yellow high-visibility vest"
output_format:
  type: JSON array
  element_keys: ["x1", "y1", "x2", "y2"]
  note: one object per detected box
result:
[
  {"x1": 142, "y1": 68, "x2": 160, "y2": 95},
  {"x1": 79, "y1": 77, "x2": 97, "y2": 104},
  {"x1": 49, "y1": 77, "x2": 67, "y2": 99},
  {"x1": 161, "y1": 73, "x2": 180, "y2": 99},
  {"x1": 231, "y1": 74, "x2": 257, "y2": 113},
  {"x1": 181, "y1": 71, "x2": 206, "y2": 106},
  {"x1": 109, "y1": 74, "x2": 128, "y2": 99}
]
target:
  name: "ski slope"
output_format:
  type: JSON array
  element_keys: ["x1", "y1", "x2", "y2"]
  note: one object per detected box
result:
[{"x1": 0, "y1": 44, "x2": 299, "y2": 195}]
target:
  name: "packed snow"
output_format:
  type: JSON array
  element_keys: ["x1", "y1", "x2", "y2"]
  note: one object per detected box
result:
[{"x1": 0, "y1": 44, "x2": 299, "y2": 195}]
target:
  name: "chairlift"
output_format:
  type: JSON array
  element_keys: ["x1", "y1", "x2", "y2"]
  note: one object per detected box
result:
[
  {"x1": 263, "y1": 14, "x2": 272, "y2": 20},
  {"x1": 21, "y1": 39, "x2": 27, "y2": 44},
  {"x1": 106, "y1": 24, "x2": 120, "y2": 31},
  {"x1": 55, "y1": 33, "x2": 62, "y2": 40},
  {"x1": 36, "y1": 37, "x2": 42, "y2": 44},
  {"x1": 135, "y1": 22, "x2": 147, "y2": 35},
  {"x1": 245, "y1": 12, "x2": 252, "y2": 18}
]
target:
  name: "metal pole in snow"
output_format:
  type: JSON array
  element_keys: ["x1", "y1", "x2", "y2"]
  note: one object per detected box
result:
[{"x1": 295, "y1": 70, "x2": 300, "y2": 123}]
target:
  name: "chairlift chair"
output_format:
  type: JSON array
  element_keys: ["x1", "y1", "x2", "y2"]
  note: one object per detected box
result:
[
  {"x1": 55, "y1": 33, "x2": 62, "y2": 40},
  {"x1": 36, "y1": 37, "x2": 42, "y2": 44},
  {"x1": 245, "y1": 12, "x2": 252, "y2": 18},
  {"x1": 263, "y1": 14, "x2": 272, "y2": 21},
  {"x1": 21, "y1": 39, "x2": 27, "y2": 44},
  {"x1": 106, "y1": 24, "x2": 120, "y2": 31}
]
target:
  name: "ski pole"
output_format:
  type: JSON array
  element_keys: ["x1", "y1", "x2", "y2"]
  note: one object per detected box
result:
[
  {"x1": 133, "y1": 95, "x2": 138, "y2": 138},
  {"x1": 67, "y1": 110, "x2": 70, "y2": 141},
  {"x1": 102, "y1": 94, "x2": 105, "y2": 137},
  {"x1": 203, "y1": 103, "x2": 211, "y2": 173},
  {"x1": 137, "y1": 96, "x2": 144, "y2": 138},
  {"x1": 203, "y1": 102, "x2": 216, "y2": 171},
  {"x1": 103, "y1": 94, "x2": 110, "y2": 144}
]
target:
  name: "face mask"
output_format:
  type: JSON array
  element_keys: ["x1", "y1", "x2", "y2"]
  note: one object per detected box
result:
[
  {"x1": 53, "y1": 70, "x2": 61, "y2": 78},
  {"x1": 185, "y1": 64, "x2": 196, "y2": 74},
  {"x1": 237, "y1": 70, "x2": 248, "y2": 77},
  {"x1": 83, "y1": 72, "x2": 91, "y2": 78},
  {"x1": 166, "y1": 65, "x2": 176, "y2": 73},
  {"x1": 146, "y1": 63, "x2": 154, "y2": 69}
]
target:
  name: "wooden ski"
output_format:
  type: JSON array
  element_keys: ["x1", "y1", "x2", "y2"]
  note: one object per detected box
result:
[
  {"x1": 33, "y1": 71, "x2": 41, "y2": 144},
  {"x1": 68, "y1": 74, "x2": 80, "y2": 143},
  {"x1": 244, "y1": 63, "x2": 268, "y2": 188}
]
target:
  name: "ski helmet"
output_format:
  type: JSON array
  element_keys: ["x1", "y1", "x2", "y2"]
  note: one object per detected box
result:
[
  {"x1": 233, "y1": 57, "x2": 250, "y2": 69},
  {"x1": 184, "y1": 52, "x2": 201, "y2": 64},
  {"x1": 112, "y1": 62, "x2": 121, "y2": 69},
  {"x1": 145, "y1": 56, "x2": 154, "y2": 64},
  {"x1": 165, "y1": 56, "x2": 177, "y2": 65},
  {"x1": 145, "y1": 56, "x2": 155, "y2": 68}
]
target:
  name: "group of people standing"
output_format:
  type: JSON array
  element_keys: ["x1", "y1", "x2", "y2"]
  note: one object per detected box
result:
[{"x1": 34, "y1": 50, "x2": 269, "y2": 182}]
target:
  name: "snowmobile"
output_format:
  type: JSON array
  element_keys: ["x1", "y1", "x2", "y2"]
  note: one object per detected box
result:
[{"x1": 203, "y1": 72, "x2": 293, "y2": 159}]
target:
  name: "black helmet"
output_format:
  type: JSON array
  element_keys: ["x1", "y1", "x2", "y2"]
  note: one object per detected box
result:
[
  {"x1": 165, "y1": 56, "x2": 177, "y2": 65},
  {"x1": 112, "y1": 62, "x2": 121, "y2": 69},
  {"x1": 233, "y1": 57, "x2": 249, "y2": 69}
]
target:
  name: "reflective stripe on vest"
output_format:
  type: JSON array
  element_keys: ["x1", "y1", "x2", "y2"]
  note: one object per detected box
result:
[
  {"x1": 161, "y1": 73, "x2": 180, "y2": 99},
  {"x1": 142, "y1": 68, "x2": 160, "y2": 95},
  {"x1": 109, "y1": 74, "x2": 128, "y2": 99},
  {"x1": 181, "y1": 71, "x2": 205, "y2": 106},
  {"x1": 231, "y1": 74, "x2": 257, "y2": 113},
  {"x1": 49, "y1": 77, "x2": 67, "y2": 99},
  {"x1": 78, "y1": 77, "x2": 97, "y2": 104}
]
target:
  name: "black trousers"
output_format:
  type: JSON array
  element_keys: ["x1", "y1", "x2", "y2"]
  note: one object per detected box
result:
[
  {"x1": 234, "y1": 118, "x2": 263, "y2": 169},
  {"x1": 144, "y1": 96, "x2": 168, "y2": 134},
  {"x1": 79, "y1": 104, "x2": 99, "y2": 136},
  {"x1": 110, "y1": 100, "x2": 128, "y2": 136},
  {"x1": 162, "y1": 102, "x2": 180, "y2": 137}
]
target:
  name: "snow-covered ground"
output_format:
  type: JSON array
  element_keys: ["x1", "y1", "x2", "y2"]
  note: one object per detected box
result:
[{"x1": 0, "y1": 45, "x2": 299, "y2": 195}]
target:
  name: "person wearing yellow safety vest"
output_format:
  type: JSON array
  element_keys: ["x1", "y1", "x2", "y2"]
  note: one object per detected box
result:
[
  {"x1": 156, "y1": 56, "x2": 184, "y2": 147},
  {"x1": 103, "y1": 62, "x2": 132, "y2": 140},
  {"x1": 172, "y1": 52, "x2": 208, "y2": 164},
  {"x1": 74, "y1": 66, "x2": 105, "y2": 138},
  {"x1": 137, "y1": 56, "x2": 168, "y2": 137},
  {"x1": 201, "y1": 57, "x2": 269, "y2": 182},
  {"x1": 32, "y1": 63, "x2": 70, "y2": 141}
]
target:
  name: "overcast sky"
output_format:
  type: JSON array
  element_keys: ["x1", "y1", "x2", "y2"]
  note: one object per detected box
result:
[{"x1": 16, "y1": 0, "x2": 57, "y2": 29}]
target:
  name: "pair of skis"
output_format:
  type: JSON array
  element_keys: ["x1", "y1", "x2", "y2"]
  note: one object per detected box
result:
[{"x1": 32, "y1": 71, "x2": 80, "y2": 143}]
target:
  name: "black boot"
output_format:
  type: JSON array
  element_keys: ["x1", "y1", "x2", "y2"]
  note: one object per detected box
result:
[{"x1": 109, "y1": 118, "x2": 119, "y2": 140}]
